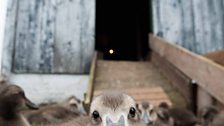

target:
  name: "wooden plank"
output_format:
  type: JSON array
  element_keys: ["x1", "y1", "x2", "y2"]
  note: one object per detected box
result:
[
  {"x1": 83, "y1": 51, "x2": 97, "y2": 112},
  {"x1": 13, "y1": 0, "x2": 55, "y2": 73},
  {"x1": 54, "y1": 0, "x2": 95, "y2": 73},
  {"x1": 94, "y1": 87, "x2": 165, "y2": 96},
  {"x1": 193, "y1": 0, "x2": 224, "y2": 54},
  {"x1": 1, "y1": 0, "x2": 19, "y2": 75},
  {"x1": 179, "y1": 0, "x2": 196, "y2": 52},
  {"x1": 94, "y1": 92, "x2": 169, "y2": 100},
  {"x1": 93, "y1": 87, "x2": 173, "y2": 106},
  {"x1": 197, "y1": 87, "x2": 213, "y2": 114},
  {"x1": 152, "y1": 0, "x2": 224, "y2": 54},
  {"x1": 151, "y1": 52, "x2": 193, "y2": 107},
  {"x1": 152, "y1": 0, "x2": 182, "y2": 43},
  {"x1": 149, "y1": 34, "x2": 224, "y2": 104},
  {"x1": 12, "y1": 0, "x2": 95, "y2": 74}
]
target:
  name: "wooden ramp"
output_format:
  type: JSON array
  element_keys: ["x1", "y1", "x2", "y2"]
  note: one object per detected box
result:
[
  {"x1": 94, "y1": 87, "x2": 172, "y2": 106},
  {"x1": 92, "y1": 60, "x2": 186, "y2": 107}
]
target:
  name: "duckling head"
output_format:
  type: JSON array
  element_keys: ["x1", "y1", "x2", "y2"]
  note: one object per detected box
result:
[
  {"x1": 0, "y1": 85, "x2": 38, "y2": 119},
  {"x1": 136, "y1": 101, "x2": 158, "y2": 125},
  {"x1": 89, "y1": 91, "x2": 141, "y2": 126}
]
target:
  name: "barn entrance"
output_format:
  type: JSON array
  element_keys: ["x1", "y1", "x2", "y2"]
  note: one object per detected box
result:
[{"x1": 95, "y1": 0, "x2": 151, "y2": 60}]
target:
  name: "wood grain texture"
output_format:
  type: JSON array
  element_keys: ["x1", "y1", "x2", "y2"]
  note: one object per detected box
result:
[
  {"x1": 54, "y1": 0, "x2": 95, "y2": 73},
  {"x1": 152, "y1": 0, "x2": 224, "y2": 54},
  {"x1": 94, "y1": 87, "x2": 173, "y2": 106},
  {"x1": 149, "y1": 34, "x2": 224, "y2": 105},
  {"x1": 6, "y1": 0, "x2": 95, "y2": 74},
  {"x1": 1, "y1": 0, "x2": 19, "y2": 75},
  {"x1": 151, "y1": 52, "x2": 193, "y2": 108},
  {"x1": 83, "y1": 52, "x2": 97, "y2": 113},
  {"x1": 14, "y1": 0, "x2": 55, "y2": 73}
]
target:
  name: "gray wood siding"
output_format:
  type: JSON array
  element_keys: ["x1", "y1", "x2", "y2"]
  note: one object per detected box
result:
[
  {"x1": 2, "y1": 0, "x2": 19, "y2": 75},
  {"x1": 10, "y1": 0, "x2": 95, "y2": 74},
  {"x1": 152, "y1": 0, "x2": 224, "y2": 54}
]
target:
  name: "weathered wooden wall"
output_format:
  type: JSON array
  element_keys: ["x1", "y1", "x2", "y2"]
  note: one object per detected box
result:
[
  {"x1": 152, "y1": 0, "x2": 224, "y2": 54},
  {"x1": 3, "y1": 0, "x2": 95, "y2": 74}
]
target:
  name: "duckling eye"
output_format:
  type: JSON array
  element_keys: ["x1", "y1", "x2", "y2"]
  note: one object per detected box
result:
[
  {"x1": 92, "y1": 110, "x2": 100, "y2": 120},
  {"x1": 70, "y1": 103, "x2": 78, "y2": 108},
  {"x1": 129, "y1": 107, "x2": 136, "y2": 118},
  {"x1": 77, "y1": 99, "x2": 81, "y2": 103},
  {"x1": 149, "y1": 109, "x2": 154, "y2": 114}
]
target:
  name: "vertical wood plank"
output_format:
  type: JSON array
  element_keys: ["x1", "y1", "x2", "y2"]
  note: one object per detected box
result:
[
  {"x1": 54, "y1": 0, "x2": 95, "y2": 73},
  {"x1": 13, "y1": 0, "x2": 56, "y2": 73},
  {"x1": 10, "y1": 0, "x2": 95, "y2": 74},
  {"x1": 54, "y1": 0, "x2": 82, "y2": 73},
  {"x1": 80, "y1": 0, "x2": 95, "y2": 73},
  {"x1": 179, "y1": 0, "x2": 196, "y2": 52},
  {"x1": 152, "y1": 0, "x2": 224, "y2": 54},
  {"x1": 193, "y1": 0, "x2": 208, "y2": 54},
  {"x1": 2, "y1": 0, "x2": 19, "y2": 75},
  {"x1": 152, "y1": 0, "x2": 182, "y2": 44},
  {"x1": 207, "y1": 0, "x2": 224, "y2": 52}
]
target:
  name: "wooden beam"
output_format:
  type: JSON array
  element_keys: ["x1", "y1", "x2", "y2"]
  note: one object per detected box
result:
[
  {"x1": 149, "y1": 34, "x2": 224, "y2": 104},
  {"x1": 151, "y1": 52, "x2": 192, "y2": 107},
  {"x1": 83, "y1": 51, "x2": 97, "y2": 113}
]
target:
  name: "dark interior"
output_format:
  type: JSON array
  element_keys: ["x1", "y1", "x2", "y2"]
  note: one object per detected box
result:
[{"x1": 95, "y1": 0, "x2": 151, "y2": 60}]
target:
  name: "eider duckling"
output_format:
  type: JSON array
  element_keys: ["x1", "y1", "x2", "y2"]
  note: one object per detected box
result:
[
  {"x1": 200, "y1": 106, "x2": 224, "y2": 126},
  {"x1": 136, "y1": 101, "x2": 158, "y2": 125},
  {"x1": 137, "y1": 101, "x2": 174, "y2": 126},
  {"x1": 48, "y1": 91, "x2": 145, "y2": 126},
  {"x1": 24, "y1": 95, "x2": 85, "y2": 125},
  {"x1": 0, "y1": 84, "x2": 38, "y2": 126},
  {"x1": 159, "y1": 102, "x2": 199, "y2": 126}
]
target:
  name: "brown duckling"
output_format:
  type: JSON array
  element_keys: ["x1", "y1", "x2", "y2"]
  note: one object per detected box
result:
[
  {"x1": 137, "y1": 101, "x2": 174, "y2": 126},
  {"x1": 159, "y1": 102, "x2": 199, "y2": 126},
  {"x1": 23, "y1": 95, "x2": 85, "y2": 125},
  {"x1": 0, "y1": 84, "x2": 38, "y2": 126},
  {"x1": 48, "y1": 91, "x2": 145, "y2": 126},
  {"x1": 136, "y1": 101, "x2": 158, "y2": 125},
  {"x1": 200, "y1": 106, "x2": 224, "y2": 126}
]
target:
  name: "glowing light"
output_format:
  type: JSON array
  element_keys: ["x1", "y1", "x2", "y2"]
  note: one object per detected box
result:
[{"x1": 109, "y1": 49, "x2": 114, "y2": 54}]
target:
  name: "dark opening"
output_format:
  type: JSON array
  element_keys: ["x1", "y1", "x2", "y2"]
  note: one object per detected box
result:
[{"x1": 95, "y1": 0, "x2": 151, "y2": 60}]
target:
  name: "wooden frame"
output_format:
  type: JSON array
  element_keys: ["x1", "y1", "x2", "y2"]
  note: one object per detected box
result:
[{"x1": 149, "y1": 34, "x2": 224, "y2": 105}]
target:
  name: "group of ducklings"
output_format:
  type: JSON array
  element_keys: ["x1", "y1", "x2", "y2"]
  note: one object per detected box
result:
[
  {"x1": 0, "y1": 83, "x2": 223, "y2": 126},
  {"x1": 0, "y1": 82, "x2": 86, "y2": 126}
]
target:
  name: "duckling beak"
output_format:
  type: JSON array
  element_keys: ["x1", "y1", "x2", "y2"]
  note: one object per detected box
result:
[
  {"x1": 24, "y1": 97, "x2": 39, "y2": 110},
  {"x1": 106, "y1": 115, "x2": 125, "y2": 126}
]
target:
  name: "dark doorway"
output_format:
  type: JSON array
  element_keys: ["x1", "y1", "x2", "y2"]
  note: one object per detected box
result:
[{"x1": 95, "y1": 0, "x2": 150, "y2": 60}]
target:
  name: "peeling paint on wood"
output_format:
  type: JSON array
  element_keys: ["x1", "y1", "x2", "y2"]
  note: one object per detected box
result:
[
  {"x1": 152, "y1": 0, "x2": 224, "y2": 54},
  {"x1": 4, "y1": 0, "x2": 95, "y2": 74}
]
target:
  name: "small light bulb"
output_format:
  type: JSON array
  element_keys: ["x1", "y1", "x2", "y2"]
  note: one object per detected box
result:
[{"x1": 109, "y1": 49, "x2": 114, "y2": 54}]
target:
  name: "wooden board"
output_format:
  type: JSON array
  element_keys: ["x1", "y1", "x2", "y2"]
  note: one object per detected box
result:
[
  {"x1": 149, "y1": 34, "x2": 224, "y2": 104},
  {"x1": 1, "y1": 0, "x2": 18, "y2": 75},
  {"x1": 93, "y1": 60, "x2": 187, "y2": 107},
  {"x1": 83, "y1": 52, "x2": 97, "y2": 112},
  {"x1": 151, "y1": 52, "x2": 194, "y2": 109},
  {"x1": 4, "y1": 0, "x2": 95, "y2": 74},
  {"x1": 152, "y1": 0, "x2": 224, "y2": 54},
  {"x1": 94, "y1": 87, "x2": 172, "y2": 106}
]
